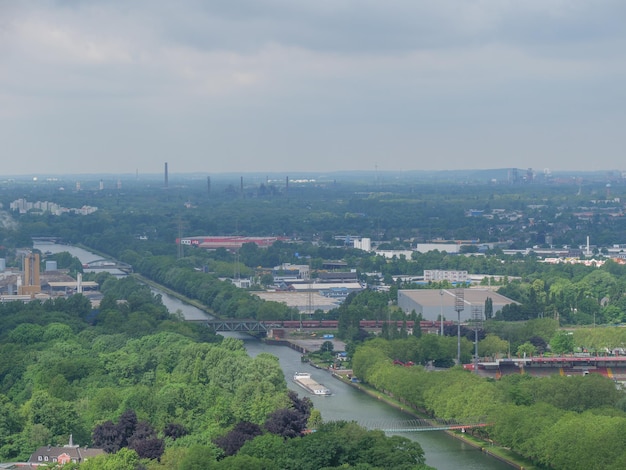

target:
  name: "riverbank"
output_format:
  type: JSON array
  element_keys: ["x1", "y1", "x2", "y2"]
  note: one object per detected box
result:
[
  {"x1": 84, "y1": 256, "x2": 527, "y2": 469},
  {"x1": 50, "y1": 244, "x2": 512, "y2": 469},
  {"x1": 331, "y1": 372, "x2": 537, "y2": 470},
  {"x1": 273, "y1": 335, "x2": 533, "y2": 470},
  {"x1": 133, "y1": 273, "x2": 216, "y2": 316}
]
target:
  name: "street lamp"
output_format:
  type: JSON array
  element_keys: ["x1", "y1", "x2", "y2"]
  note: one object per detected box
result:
[
  {"x1": 440, "y1": 290, "x2": 444, "y2": 336},
  {"x1": 471, "y1": 306, "x2": 483, "y2": 374}
]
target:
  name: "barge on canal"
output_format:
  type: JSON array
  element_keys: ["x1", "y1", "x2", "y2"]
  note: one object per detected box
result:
[{"x1": 293, "y1": 372, "x2": 331, "y2": 396}]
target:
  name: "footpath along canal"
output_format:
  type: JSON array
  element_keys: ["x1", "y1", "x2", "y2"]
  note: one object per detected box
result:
[{"x1": 34, "y1": 243, "x2": 516, "y2": 470}]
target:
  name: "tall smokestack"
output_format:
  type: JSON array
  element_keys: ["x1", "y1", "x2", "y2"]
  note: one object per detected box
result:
[
  {"x1": 286, "y1": 176, "x2": 289, "y2": 194},
  {"x1": 164, "y1": 162, "x2": 169, "y2": 188},
  {"x1": 240, "y1": 176, "x2": 243, "y2": 194},
  {"x1": 207, "y1": 176, "x2": 211, "y2": 194}
]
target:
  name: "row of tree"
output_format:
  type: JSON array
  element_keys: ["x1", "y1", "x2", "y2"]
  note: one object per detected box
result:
[{"x1": 352, "y1": 337, "x2": 626, "y2": 469}]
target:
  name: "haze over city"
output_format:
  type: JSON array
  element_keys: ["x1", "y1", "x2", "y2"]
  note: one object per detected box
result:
[{"x1": 2, "y1": 1, "x2": 625, "y2": 176}]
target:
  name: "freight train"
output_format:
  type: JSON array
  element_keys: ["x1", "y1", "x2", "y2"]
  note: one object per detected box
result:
[{"x1": 260, "y1": 320, "x2": 455, "y2": 329}]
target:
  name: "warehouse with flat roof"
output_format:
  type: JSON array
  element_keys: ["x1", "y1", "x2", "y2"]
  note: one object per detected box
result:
[{"x1": 397, "y1": 288, "x2": 517, "y2": 322}]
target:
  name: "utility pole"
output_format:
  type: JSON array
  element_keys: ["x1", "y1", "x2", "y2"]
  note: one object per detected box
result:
[
  {"x1": 440, "y1": 289, "x2": 444, "y2": 336},
  {"x1": 455, "y1": 288, "x2": 465, "y2": 365},
  {"x1": 471, "y1": 305, "x2": 483, "y2": 374}
]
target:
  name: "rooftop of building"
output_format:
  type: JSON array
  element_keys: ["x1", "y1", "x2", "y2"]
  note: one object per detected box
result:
[{"x1": 398, "y1": 288, "x2": 517, "y2": 307}]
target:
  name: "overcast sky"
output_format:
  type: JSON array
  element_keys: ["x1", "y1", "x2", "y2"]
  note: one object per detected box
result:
[{"x1": 1, "y1": 1, "x2": 625, "y2": 176}]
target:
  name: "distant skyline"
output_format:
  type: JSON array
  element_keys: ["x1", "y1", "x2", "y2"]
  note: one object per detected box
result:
[{"x1": 1, "y1": 1, "x2": 625, "y2": 176}]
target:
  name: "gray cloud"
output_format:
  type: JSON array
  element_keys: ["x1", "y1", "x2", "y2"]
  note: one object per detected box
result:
[{"x1": 1, "y1": 0, "x2": 625, "y2": 175}]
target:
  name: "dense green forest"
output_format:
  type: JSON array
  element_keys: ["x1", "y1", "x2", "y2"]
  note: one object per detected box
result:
[{"x1": 0, "y1": 276, "x2": 431, "y2": 469}]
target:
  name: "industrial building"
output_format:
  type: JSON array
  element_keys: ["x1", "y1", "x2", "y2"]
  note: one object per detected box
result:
[
  {"x1": 353, "y1": 237, "x2": 371, "y2": 251},
  {"x1": 176, "y1": 236, "x2": 284, "y2": 250},
  {"x1": 253, "y1": 291, "x2": 342, "y2": 313},
  {"x1": 317, "y1": 271, "x2": 359, "y2": 283},
  {"x1": 272, "y1": 263, "x2": 310, "y2": 282},
  {"x1": 397, "y1": 288, "x2": 517, "y2": 322},
  {"x1": 414, "y1": 243, "x2": 461, "y2": 254},
  {"x1": 18, "y1": 252, "x2": 41, "y2": 296},
  {"x1": 423, "y1": 269, "x2": 468, "y2": 283},
  {"x1": 0, "y1": 254, "x2": 99, "y2": 303},
  {"x1": 375, "y1": 250, "x2": 414, "y2": 259}
]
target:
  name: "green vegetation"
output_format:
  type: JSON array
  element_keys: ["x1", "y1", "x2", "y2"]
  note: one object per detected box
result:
[
  {"x1": 0, "y1": 275, "x2": 431, "y2": 468},
  {"x1": 303, "y1": 340, "x2": 340, "y2": 369},
  {"x1": 5, "y1": 175, "x2": 626, "y2": 468},
  {"x1": 5, "y1": 176, "x2": 626, "y2": 329},
  {"x1": 352, "y1": 336, "x2": 626, "y2": 469},
  {"x1": 0, "y1": 277, "x2": 282, "y2": 460}
]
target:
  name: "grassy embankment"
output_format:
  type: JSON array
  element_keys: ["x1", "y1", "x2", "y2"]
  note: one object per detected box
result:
[
  {"x1": 331, "y1": 373, "x2": 539, "y2": 470},
  {"x1": 132, "y1": 273, "x2": 215, "y2": 315}
]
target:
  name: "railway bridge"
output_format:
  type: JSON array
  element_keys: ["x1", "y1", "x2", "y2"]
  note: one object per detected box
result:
[{"x1": 202, "y1": 319, "x2": 271, "y2": 333}]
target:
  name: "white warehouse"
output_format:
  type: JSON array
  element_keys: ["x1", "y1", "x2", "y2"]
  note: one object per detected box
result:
[{"x1": 397, "y1": 288, "x2": 517, "y2": 322}]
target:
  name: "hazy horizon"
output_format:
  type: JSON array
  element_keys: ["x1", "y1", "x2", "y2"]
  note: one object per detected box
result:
[
  {"x1": 2, "y1": 1, "x2": 625, "y2": 175},
  {"x1": 3, "y1": 168, "x2": 622, "y2": 184}
]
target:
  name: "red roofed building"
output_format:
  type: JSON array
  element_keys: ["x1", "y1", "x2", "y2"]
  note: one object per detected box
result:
[
  {"x1": 28, "y1": 436, "x2": 104, "y2": 466},
  {"x1": 176, "y1": 236, "x2": 284, "y2": 250}
]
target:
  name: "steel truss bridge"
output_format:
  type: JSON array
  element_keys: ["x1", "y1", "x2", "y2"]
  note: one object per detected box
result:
[
  {"x1": 203, "y1": 320, "x2": 270, "y2": 333},
  {"x1": 357, "y1": 417, "x2": 492, "y2": 433}
]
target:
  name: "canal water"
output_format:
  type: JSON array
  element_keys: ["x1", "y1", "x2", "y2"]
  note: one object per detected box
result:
[
  {"x1": 34, "y1": 244, "x2": 513, "y2": 470},
  {"x1": 161, "y1": 293, "x2": 511, "y2": 470}
]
